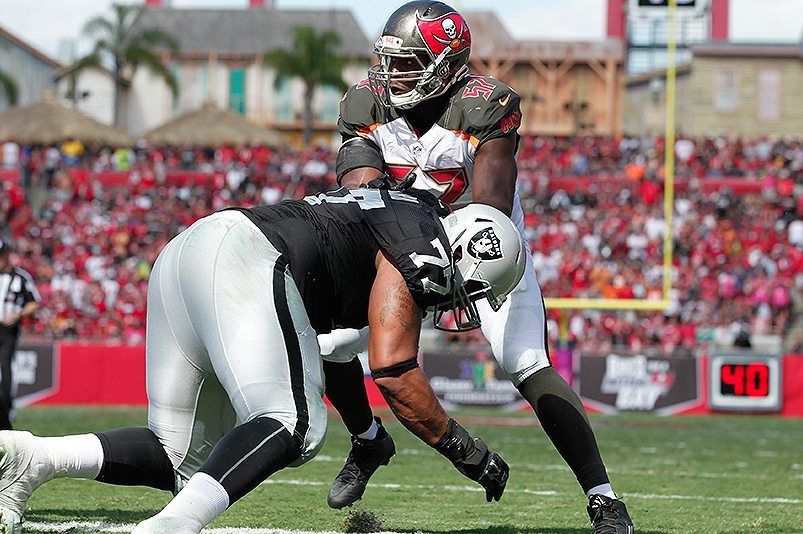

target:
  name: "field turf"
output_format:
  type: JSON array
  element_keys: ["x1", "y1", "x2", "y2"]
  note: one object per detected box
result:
[{"x1": 9, "y1": 406, "x2": 803, "y2": 534}]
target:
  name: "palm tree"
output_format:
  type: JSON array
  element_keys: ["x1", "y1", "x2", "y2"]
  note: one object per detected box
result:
[
  {"x1": 79, "y1": 3, "x2": 179, "y2": 127},
  {"x1": 264, "y1": 26, "x2": 349, "y2": 146},
  {"x1": 0, "y1": 68, "x2": 18, "y2": 106}
]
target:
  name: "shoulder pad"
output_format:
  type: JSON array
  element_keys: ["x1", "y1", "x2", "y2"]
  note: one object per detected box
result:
[
  {"x1": 338, "y1": 80, "x2": 385, "y2": 140},
  {"x1": 449, "y1": 76, "x2": 522, "y2": 144}
]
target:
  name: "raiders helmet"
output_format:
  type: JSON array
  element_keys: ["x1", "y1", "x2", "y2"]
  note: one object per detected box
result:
[
  {"x1": 369, "y1": 1, "x2": 471, "y2": 110},
  {"x1": 435, "y1": 204, "x2": 527, "y2": 331}
]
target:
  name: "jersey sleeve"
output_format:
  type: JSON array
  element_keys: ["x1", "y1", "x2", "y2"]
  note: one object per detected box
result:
[
  {"x1": 338, "y1": 80, "x2": 384, "y2": 141},
  {"x1": 453, "y1": 77, "x2": 522, "y2": 146},
  {"x1": 367, "y1": 191, "x2": 453, "y2": 311}
]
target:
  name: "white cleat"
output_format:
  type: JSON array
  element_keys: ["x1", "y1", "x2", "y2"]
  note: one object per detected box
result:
[
  {"x1": 132, "y1": 514, "x2": 202, "y2": 534},
  {"x1": 0, "y1": 431, "x2": 56, "y2": 534}
]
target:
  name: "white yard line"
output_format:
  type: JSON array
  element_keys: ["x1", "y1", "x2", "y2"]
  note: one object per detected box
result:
[
  {"x1": 20, "y1": 480, "x2": 800, "y2": 533},
  {"x1": 24, "y1": 523, "x2": 400, "y2": 534}
]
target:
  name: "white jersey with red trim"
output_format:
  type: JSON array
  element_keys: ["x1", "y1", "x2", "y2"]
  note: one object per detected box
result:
[{"x1": 338, "y1": 74, "x2": 522, "y2": 206}]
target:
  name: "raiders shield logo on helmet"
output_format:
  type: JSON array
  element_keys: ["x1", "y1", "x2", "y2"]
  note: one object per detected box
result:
[{"x1": 467, "y1": 228, "x2": 503, "y2": 260}]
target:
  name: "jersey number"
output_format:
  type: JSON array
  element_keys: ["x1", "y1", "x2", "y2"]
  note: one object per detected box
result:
[
  {"x1": 409, "y1": 238, "x2": 452, "y2": 296},
  {"x1": 461, "y1": 78, "x2": 495, "y2": 101},
  {"x1": 386, "y1": 164, "x2": 469, "y2": 205},
  {"x1": 304, "y1": 189, "x2": 420, "y2": 210}
]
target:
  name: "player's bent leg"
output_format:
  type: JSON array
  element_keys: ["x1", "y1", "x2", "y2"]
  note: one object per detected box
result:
[
  {"x1": 144, "y1": 222, "x2": 236, "y2": 486},
  {"x1": 478, "y1": 256, "x2": 633, "y2": 531},
  {"x1": 320, "y1": 328, "x2": 396, "y2": 508},
  {"x1": 320, "y1": 328, "x2": 374, "y2": 435},
  {"x1": 133, "y1": 417, "x2": 302, "y2": 534},
  {"x1": 517, "y1": 368, "x2": 609, "y2": 492},
  {"x1": 323, "y1": 358, "x2": 374, "y2": 435}
]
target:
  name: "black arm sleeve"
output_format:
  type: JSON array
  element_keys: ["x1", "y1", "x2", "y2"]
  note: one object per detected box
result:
[{"x1": 336, "y1": 137, "x2": 384, "y2": 184}]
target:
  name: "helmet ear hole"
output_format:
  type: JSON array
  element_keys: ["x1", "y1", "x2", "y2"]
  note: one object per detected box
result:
[{"x1": 453, "y1": 245, "x2": 463, "y2": 263}]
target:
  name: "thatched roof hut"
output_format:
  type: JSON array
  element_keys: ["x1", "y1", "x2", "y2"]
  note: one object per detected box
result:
[
  {"x1": 144, "y1": 103, "x2": 282, "y2": 147},
  {"x1": 0, "y1": 93, "x2": 132, "y2": 146}
]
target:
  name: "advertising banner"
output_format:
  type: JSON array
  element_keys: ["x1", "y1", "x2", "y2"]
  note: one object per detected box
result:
[
  {"x1": 578, "y1": 353, "x2": 702, "y2": 414},
  {"x1": 422, "y1": 348, "x2": 525, "y2": 409},
  {"x1": 12, "y1": 343, "x2": 58, "y2": 407}
]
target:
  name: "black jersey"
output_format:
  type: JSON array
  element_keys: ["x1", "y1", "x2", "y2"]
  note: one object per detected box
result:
[{"x1": 232, "y1": 188, "x2": 452, "y2": 333}]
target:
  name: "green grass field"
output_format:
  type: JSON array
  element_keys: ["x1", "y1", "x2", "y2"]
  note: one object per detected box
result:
[{"x1": 9, "y1": 406, "x2": 803, "y2": 534}]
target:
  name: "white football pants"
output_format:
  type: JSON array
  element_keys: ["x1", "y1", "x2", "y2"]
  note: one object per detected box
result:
[
  {"x1": 319, "y1": 195, "x2": 550, "y2": 386},
  {"x1": 146, "y1": 210, "x2": 327, "y2": 482}
]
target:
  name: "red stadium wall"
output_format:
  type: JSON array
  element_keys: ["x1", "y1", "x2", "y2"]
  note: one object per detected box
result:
[
  {"x1": 27, "y1": 342, "x2": 803, "y2": 417},
  {"x1": 36, "y1": 342, "x2": 148, "y2": 405}
]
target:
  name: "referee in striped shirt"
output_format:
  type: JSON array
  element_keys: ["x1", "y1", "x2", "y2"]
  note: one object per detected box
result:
[{"x1": 0, "y1": 239, "x2": 39, "y2": 430}]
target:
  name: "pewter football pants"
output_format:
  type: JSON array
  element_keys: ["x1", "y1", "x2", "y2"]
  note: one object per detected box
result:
[{"x1": 145, "y1": 210, "x2": 327, "y2": 482}]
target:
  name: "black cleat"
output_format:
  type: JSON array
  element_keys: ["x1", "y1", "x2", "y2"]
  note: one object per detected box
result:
[
  {"x1": 587, "y1": 494, "x2": 634, "y2": 534},
  {"x1": 327, "y1": 417, "x2": 396, "y2": 509}
]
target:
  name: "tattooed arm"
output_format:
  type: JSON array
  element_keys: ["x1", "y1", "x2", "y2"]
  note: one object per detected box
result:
[{"x1": 368, "y1": 251, "x2": 449, "y2": 445}]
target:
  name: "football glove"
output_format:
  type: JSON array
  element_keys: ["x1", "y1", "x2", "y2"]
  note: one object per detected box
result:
[
  {"x1": 433, "y1": 418, "x2": 510, "y2": 502},
  {"x1": 361, "y1": 172, "x2": 416, "y2": 191}
]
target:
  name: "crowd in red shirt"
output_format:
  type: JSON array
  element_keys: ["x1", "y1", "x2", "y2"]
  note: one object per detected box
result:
[{"x1": 1, "y1": 135, "x2": 801, "y2": 355}]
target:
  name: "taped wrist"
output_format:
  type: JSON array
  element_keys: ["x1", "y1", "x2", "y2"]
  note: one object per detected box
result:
[
  {"x1": 433, "y1": 418, "x2": 489, "y2": 481},
  {"x1": 370, "y1": 356, "x2": 419, "y2": 379}
]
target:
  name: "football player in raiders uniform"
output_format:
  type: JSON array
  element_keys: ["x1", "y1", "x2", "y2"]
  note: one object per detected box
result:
[
  {"x1": 319, "y1": 2, "x2": 634, "y2": 533},
  {"x1": 0, "y1": 189, "x2": 522, "y2": 534}
]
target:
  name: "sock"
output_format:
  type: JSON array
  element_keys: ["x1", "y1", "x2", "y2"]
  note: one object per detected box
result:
[
  {"x1": 356, "y1": 418, "x2": 379, "y2": 440},
  {"x1": 587, "y1": 483, "x2": 617, "y2": 499},
  {"x1": 157, "y1": 472, "x2": 229, "y2": 530},
  {"x1": 199, "y1": 416, "x2": 301, "y2": 504},
  {"x1": 323, "y1": 358, "x2": 374, "y2": 435},
  {"x1": 39, "y1": 434, "x2": 104, "y2": 479},
  {"x1": 518, "y1": 367, "x2": 610, "y2": 493}
]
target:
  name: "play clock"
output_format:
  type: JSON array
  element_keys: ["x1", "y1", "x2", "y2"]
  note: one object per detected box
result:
[{"x1": 709, "y1": 353, "x2": 782, "y2": 412}]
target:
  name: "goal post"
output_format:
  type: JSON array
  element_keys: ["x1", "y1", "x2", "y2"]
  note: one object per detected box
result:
[{"x1": 544, "y1": 0, "x2": 678, "y2": 315}]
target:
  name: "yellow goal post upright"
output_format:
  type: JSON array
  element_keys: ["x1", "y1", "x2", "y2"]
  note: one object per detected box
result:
[{"x1": 544, "y1": 0, "x2": 679, "y2": 339}]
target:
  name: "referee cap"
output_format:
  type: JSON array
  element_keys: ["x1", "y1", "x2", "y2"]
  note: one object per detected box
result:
[{"x1": 0, "y1": 238, "x2": 13, "y2": 254}]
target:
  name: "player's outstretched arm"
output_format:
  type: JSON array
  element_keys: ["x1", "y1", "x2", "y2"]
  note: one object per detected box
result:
[{"x1": 367, "y1": 252, "x2": 509, "y2": 501}]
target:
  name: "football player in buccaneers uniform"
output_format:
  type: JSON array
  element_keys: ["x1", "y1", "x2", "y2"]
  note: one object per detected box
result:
[
  {"x1": 319, "y1": 2, "x2": 634, "y2": 533},
  {"x1": 0, "y1": 188, "x2": 522, "y2": 534}
]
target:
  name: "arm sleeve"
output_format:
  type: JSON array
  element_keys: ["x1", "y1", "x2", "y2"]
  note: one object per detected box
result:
[{"x1": 335, "y1": 137, "x2": 385, "y2": 183}]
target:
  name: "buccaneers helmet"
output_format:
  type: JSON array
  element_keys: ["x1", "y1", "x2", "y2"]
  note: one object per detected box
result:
[
  {"x1": 435, "y1": 204, "x2": 527, "y2": 331},
  {"x1": 369, "y1": 1, "x2": 471, "y2": 110}
]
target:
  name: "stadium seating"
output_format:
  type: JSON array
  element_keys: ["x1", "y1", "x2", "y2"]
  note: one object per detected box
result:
[{"x1": 1, "y1": 136, "x2": 801, "y2": 354}]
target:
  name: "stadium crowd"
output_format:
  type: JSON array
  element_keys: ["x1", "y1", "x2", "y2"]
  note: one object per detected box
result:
[{"x1": 1, "y1": 134, "x2": 802, "y2": 354}]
